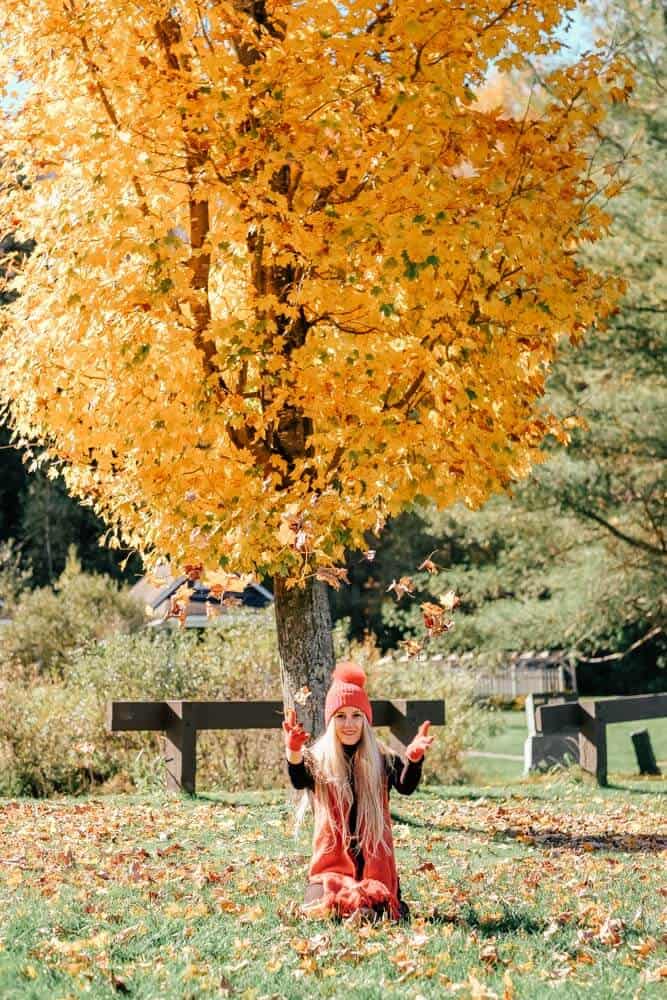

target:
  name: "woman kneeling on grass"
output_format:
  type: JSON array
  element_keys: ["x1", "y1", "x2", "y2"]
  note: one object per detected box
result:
[{"x1": 283, "y1": 662, "x2": 434, "y2": 922}]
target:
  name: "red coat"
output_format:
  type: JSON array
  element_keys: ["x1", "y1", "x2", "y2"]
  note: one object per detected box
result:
[{"x1": 308, "y1": 774, "x2": 400, "y2": 919}]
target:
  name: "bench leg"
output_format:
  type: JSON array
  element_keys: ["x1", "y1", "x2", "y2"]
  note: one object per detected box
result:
[{"x1": 165, "y1": 701, "x2": 197, "y2": 794}]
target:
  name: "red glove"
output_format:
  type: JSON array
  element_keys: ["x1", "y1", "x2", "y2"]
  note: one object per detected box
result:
[
  {"x1": 405, "y1": 720, "x2": 434, "y2": 762},
  {"x1": 283, "y1": 708, "x2": 310, "y2": 753}
]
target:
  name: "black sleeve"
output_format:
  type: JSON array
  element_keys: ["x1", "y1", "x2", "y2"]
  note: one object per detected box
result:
[
  {"x1": 387, "y1": 754, "x2": 422, "y2": 795},
  {"x1": 287, "y1": 759, "x2": 314, "y2": 791}
]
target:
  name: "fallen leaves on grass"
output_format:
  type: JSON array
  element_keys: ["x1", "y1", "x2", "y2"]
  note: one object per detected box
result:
[{"x1": 0, "y1": 790, "x2": 665, "y2": 997}]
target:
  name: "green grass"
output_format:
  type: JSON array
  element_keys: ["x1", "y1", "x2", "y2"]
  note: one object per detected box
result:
[
  {"x1": 467, "y1": 708, "x2": 667, "y2": 784},
  {"x1": 1, "y1": 782, "x2": 665, "y2": 999}
]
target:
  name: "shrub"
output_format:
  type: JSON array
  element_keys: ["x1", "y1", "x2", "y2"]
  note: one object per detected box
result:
[
  {"x1": 68, "y1": 615, "x2": 285, "y2": 793},
  {"x1": 0, "y1": 610, "x2": 489, "y2": 796},
  {"x1": 0, "y1": 679, "x2": 112, "y2": 796},
  {"x1": 0, "y1": 539, "x2": 32, "y2": 615},
  {"x1": 0, "y1": 549, "x2": 144, "y2": 679},
  {"x1": 0, "y1": 612, "x2": 285, "y2": 796}
]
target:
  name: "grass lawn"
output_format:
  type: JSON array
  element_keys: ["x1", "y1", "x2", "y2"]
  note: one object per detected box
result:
[
  {"x1": 1, "y1": 779, "x2": 665, "y2": 999},
  {"x1": 467, "y1": 708, "x2": 667, "y2": 784}
]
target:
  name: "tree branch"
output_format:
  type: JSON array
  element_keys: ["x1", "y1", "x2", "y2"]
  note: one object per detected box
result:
[
  {"x1": 577, "y1": 625, "x2": 663, "y2": 663},
  {"x1": 573, "y1": 507, "x2": 666, "y2": 558}
]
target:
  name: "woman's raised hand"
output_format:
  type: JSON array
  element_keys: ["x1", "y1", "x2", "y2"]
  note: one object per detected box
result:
[
  {"x1": 405, "y1": 720, "x2": 434, "y2": 762},
  {"x1": 283, "y1": 708, "x2": 310, "y2": 754}
]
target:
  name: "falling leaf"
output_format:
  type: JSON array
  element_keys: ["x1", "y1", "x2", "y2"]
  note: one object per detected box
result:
[
  {"x1": 204, "y1": 570, "x2": 251, "y2": 593},
  {"x1": 400, "y1": 638, "x2": 424, "y2": 657},
  {"x1": 278, "y1": 507, "x2": 313, "y2": 553},
  {"x1": 387, "y1": 576, "x2": 415, "y2": 600},
  {"x1": 294, "y1": 686, "x2": 312, "y2": 706},
  {"x1": 418, "y1": 557, "x2": 439, "y2": 574},
  {"x1": 222, "y1": 595, "x2": 243, "y2": 608},
  {"x1": 439, "y1": 589, "x2": 460, "y2": 612},
  {"x1": 315, "y1": 565, "x2": 350, "y2": 590},
  {"x1": 421, "y1": 601, "x2": 454, "y2": 636},
  {"x1": 183, "y1": 563, "x2": 203, "y2": 581}
]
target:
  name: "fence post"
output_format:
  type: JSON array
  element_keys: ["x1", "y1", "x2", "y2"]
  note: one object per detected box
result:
[
  {"x1": 164, "y1": 701, "x2": 197, "y2": 794},
  {"x1": 578, "y1": 700, "x2": 607, "y2": 786}
]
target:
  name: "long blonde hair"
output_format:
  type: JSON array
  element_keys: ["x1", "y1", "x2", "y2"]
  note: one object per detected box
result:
[{"x1": 296, "y1": 717, "x2": 396, "y2": 857}]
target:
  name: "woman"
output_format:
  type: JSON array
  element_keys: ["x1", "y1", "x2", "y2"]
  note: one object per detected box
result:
[{"x1": 283, "y1": 661, "x2": 434, "y2": 921}]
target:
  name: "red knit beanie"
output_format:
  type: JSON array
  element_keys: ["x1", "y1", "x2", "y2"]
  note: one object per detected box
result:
[{"x1": 324, "y1": 661, "x2": 372, "y2": 728}]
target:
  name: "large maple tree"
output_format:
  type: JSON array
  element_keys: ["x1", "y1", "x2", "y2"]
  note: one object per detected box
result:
[{"x1": 0, "y1": 0, "x2": 628, "y2": 730}]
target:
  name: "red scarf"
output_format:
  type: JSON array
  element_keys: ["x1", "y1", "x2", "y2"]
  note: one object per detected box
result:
[{"x1": 308, "y1": 774, "x2": 400, "y2": 919}]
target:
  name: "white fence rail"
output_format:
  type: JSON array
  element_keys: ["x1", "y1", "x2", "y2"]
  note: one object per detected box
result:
[
  {"x1": 382, "y1": 653, "x2": 574, "y2": 698},
  {"x1": 461, "y1": 664, "x2": 569, "y2": 699}
]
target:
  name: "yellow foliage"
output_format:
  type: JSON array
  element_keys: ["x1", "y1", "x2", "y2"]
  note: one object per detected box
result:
[{"x1": 0, "y1": 1, "x2": 627, "y2": 581}]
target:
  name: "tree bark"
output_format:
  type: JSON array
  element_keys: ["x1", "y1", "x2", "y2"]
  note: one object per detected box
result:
[{"x1": 273, "y1": 575, "x2": 335, "y2": 738}]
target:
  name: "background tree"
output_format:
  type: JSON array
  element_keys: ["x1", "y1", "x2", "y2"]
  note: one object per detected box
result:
[
  {"x1": 0, "y1": 1, "x2": 627, "y2": 730},
  {"x1": 1, "y1": 425, "x2": 144, "y2": 584},
  {"x1": 365, "y1": 0, "x2": 665, "y2": 692}
]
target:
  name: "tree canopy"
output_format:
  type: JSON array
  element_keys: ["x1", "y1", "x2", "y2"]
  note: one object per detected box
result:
[{"x1": 0, "y1": 1, "x2": 627, "y2": 586}]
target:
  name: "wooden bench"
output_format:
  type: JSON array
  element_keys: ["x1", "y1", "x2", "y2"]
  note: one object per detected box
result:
[
  {"x1": 539, "y1": 693, "x2": 667, "y2": 785},
  {"x1": 108, "y1": 699, "x2": 445, "y2": 794}
]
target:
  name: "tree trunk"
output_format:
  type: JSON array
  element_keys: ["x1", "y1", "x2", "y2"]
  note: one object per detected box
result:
[{"x1": 273, "y1": 575, "x2": 335, "y2": 738}]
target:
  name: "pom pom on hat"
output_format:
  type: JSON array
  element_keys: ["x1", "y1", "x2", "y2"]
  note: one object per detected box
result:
[
  {"x1": 332, "y1": 661, "x2": 367, "y2": 688},
  {"x1": 325, "y1": 660, "x2": 372, "y2": 727}
]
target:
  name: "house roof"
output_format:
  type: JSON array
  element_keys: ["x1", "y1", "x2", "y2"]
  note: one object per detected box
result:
[{"x1": 131, "y1": 572, "x2": 273, "y2": 629}]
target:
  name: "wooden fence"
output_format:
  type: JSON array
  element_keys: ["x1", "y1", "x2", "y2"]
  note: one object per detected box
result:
[
  {"x1": 108, "y1": 698, "x2": 445, "y2": 794},
  {"x1": 539, "y1": 693, "x2": 667, "y2": 785}
]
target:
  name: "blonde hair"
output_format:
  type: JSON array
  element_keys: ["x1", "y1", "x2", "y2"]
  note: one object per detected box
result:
[{"x1": 296, "y1": 717, "x2": 396, "y2": 858}]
